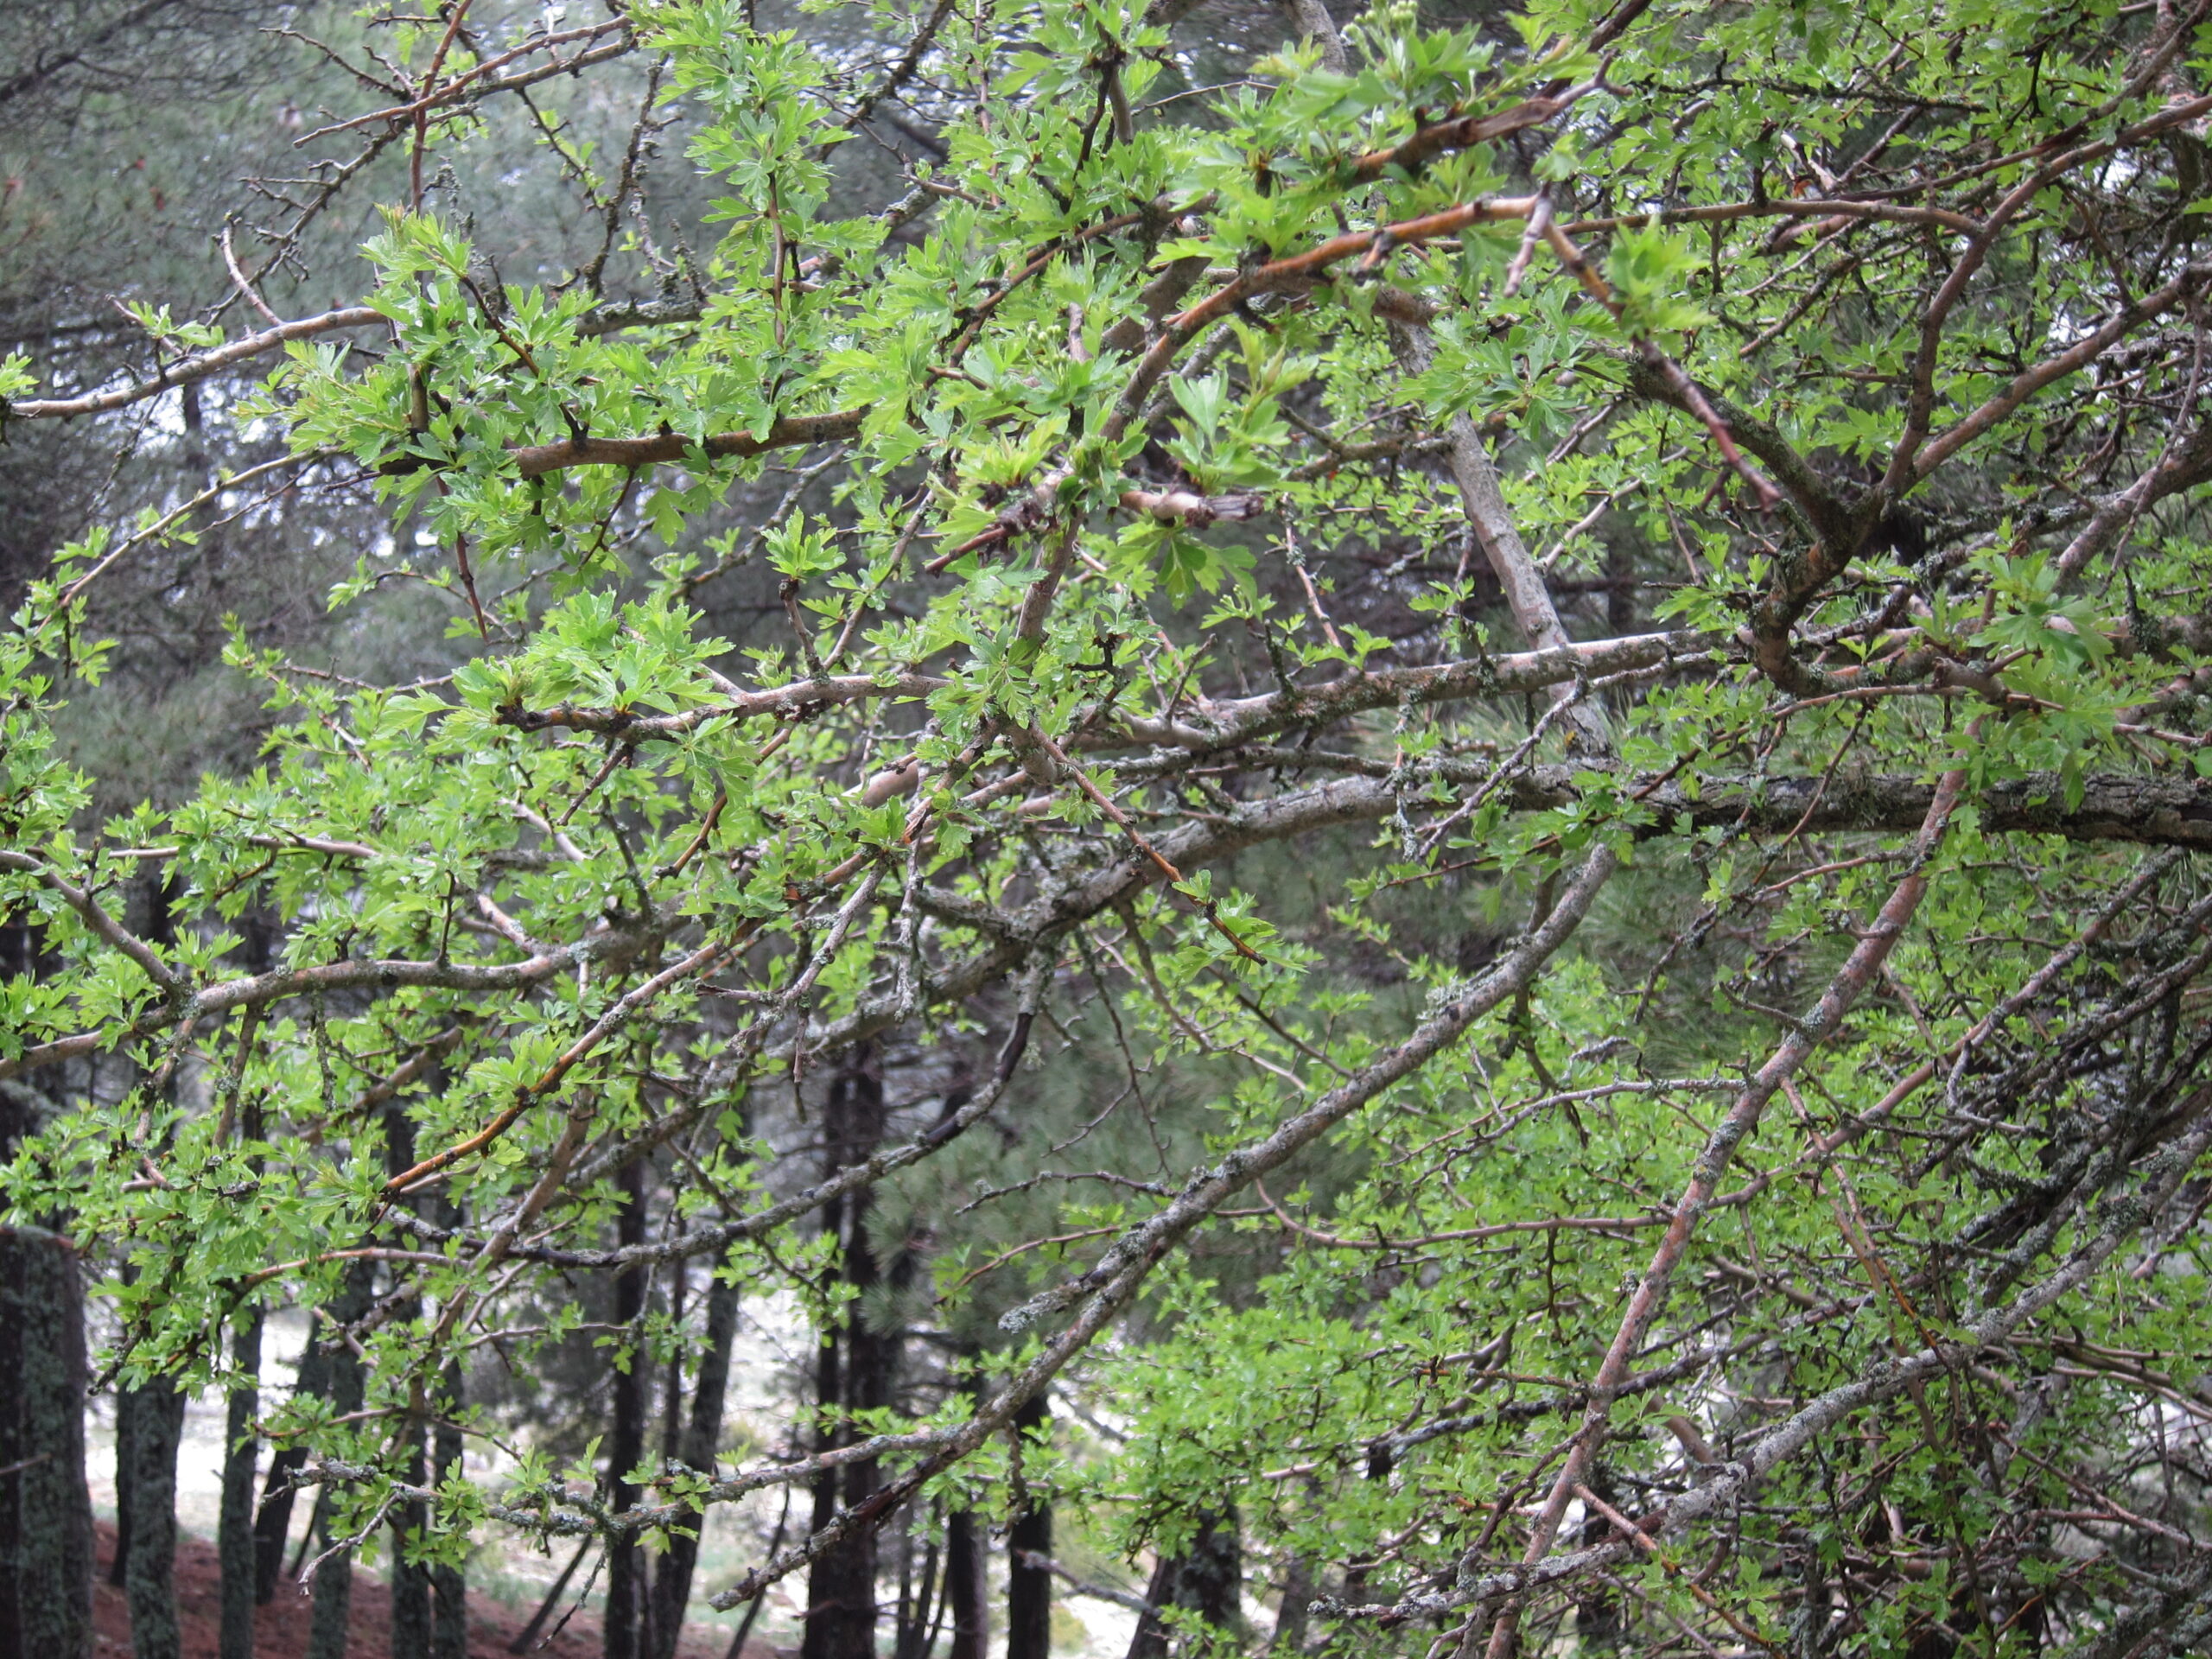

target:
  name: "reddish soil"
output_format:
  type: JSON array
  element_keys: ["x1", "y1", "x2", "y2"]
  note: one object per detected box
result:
[{"x1": 92, "y1": 1523, "x2": 760, "y2": 1658}]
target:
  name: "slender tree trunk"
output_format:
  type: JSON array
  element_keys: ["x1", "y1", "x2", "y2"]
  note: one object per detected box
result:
[
  {"x1": 943, "y1": 1510, "x2": 985, "y2": 1659},
  {"x1": 721, "y1": 1494, "x2": 791, "y2": 1659},
  {"x1": 123, "y1": 1379, "x2": 183, "y2": 1659},
  {"x1": 109, "y1": 1387, "x2": 135, "y2": 1592},
  {"x1": 893, "y1": 1521, "x2": 940, "y2": 1659},
  {"x1": 117, "y1": 880, "x2": 183, "y2": 1645},
  {"x1": 1126, "y1": 1555, "x2": 1178, "y2": 1659},
  {"x1": 804, "y1": 1052, "x2": 891, "y2": 1659},
  {"x1": 1269, "y1": 1554, "x2": 1312, "y2": 1656},
  {"x1": 942, "y1": 1350, "x2": 986, "y2": 1659},
  {"x1": 647, "y1": 1253, "x2": 741, "y2": 1659},
  {"x1": 605, "y1": 1156, "x2": 651, "y2": 1659},
  {"x1": 216, "y1": 1306, "x2": 262, "y2": 1659},
  {"x1": 431, "y1": 1356, "x2": 467, "y2": 1659},
  {"x1": 511, "y1": 1541, "x2": 594, "y2": 1656},
  {"x1": 0, "y1": 1224, "x2": 95, "y2": 1659},
  {"x1": 385, "y1": 1108, "x2": 433, "y2": 1658},
  {"x1": 303, "y1": 1261, "x2": 376, "y2": 1659},
  {"x1": 1006, "y1": 1395, "x2": 1052, "y2": 1659},
  {"x1": 218, "y1": 1080, "x2": 266, "y2": 1659},
  {"x1": 253, "y1": 1332, "x2": 329, "y2": 1603}
]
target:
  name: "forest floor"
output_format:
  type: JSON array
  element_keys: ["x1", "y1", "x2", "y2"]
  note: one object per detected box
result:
[{"x1": 91, "y1": 1523, "x2": 769, "y2": 1659}]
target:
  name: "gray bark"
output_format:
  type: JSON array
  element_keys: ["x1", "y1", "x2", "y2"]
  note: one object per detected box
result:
[
  {"x1": 0, "y1": 1224, "x2": 93, "y2": 1659},
  {"x1": 123, "y1": 1380, "x2": 183, "y2": 1659},
  {"x1": 1277, "y1": 0, "x2": 1349, "y2": 73}
]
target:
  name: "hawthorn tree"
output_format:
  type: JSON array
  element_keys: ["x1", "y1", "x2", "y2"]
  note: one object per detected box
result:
[{"x1": 5, "y1": 0, "x2": 2212, "y2": 1656}]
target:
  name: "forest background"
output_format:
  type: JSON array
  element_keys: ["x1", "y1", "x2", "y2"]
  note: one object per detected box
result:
[{"x1": 4, "y1": 2, "x2": 2212, "y2": 1659}]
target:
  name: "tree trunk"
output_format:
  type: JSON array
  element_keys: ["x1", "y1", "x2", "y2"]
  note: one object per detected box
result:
[
  {"x1": 109, "y1": 1387, "x2": 135, "y2": 1592},
  {"x1": 109, "y1": 1010, "x2": 167, "y2": 1618},
  {"x1": 893, "y1": 1523, "x2": 939, "y2": 1659},
  {"x1": 647, "y1": 1255, "x2": 741, "y2": 1659},
  {"x1": 431, "y1": 1357, "x2": 467, "y2": 1659},
  {"x1": 123, "y1": 1379, "x2": 184, "y2": 1659},
  {"x1": 218, "y1": 1081, "x2": 266, "y2": 1659},
  {"x1": 1005, "y1": 1396, "x2": 1052, "y2": 1659},
  {"x1": 0, "y1": 1224, "x2": 94, "y2": 1659},
  {"x1": 216, "y1": 1306, "x2": 261, "y2": 1659},
  {"x1": 391, "y1": 1418, "x2": 432, "y2": 1658},
  {"x1": 1181, "y1": 1516, "x2": 1241, "y2": 1634},
  {"x1": 303, "y1": 1261, "x2": 376, "y2": 1659},
  {"x1": 941, "y1": 1344, "x2": 985, "y2": 1659},
  {"x1": 1268, "y1": 1555, "x2": 1311, "y2": 1655},
  {"x1": 943, "y1": 1509, "x2": 985, "y2": 1659},
  {"x1": 1126, "y1": 1513, "x2": 1241, "y2": 1659},
  {"x1": 1126, "y1": 1556, "x2": 1177, "y2": 1659},
  {"x1": 604, "y1": 1155, "x2": 651, "y2": 1659},
  {"x1": 385, "y1": 1108, "x2": 432, "y2": 1659},
  {"x1": 253, "y1": 1332, "x2": 328, "y2": 1602},
  {"x1": 803, "y1": 1053, "x2": 891, "y2": 1659}
]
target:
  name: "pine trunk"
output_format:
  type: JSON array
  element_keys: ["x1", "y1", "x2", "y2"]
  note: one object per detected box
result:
[
  {"x1": 892, "y1": 1526, "x2": 939, "y2": 1659},
  {"x1": 108, "y1": 1388, "x2": 135, "y2": 1592},
  {"x1": 391, "y1": 1418, "x2": 432, "y2": 1657},
  {"x1": 1126, "y1": 1513, "x2": 1241, "y2": 1659},
  {"x1": 1005, "y1": 1396, "x2": 1052, "y2": 1659},
  {"x1": 303, "y1": 1261, "x2": 376, "y2": 1659},
  {"x1": 802, "y1": 1055, "x2": 891, "y2": 1659},
  {"x1": 253, "y1": 1338, "x2": 326, "y2": 1603},
  {"x1": 431, "y1": 1358, "x2": 467, "y2": 1659},
  {"x1": 942, "y1": 1510, "x2": 985, "y2": 1659},
  {"x1": 1268, "y1": 1555, "x2": 1312, "y2": 1655},
  {"x1": 646, "y1": 1258, "x2": 741, "y2": 1659},
  {"x1": 216, "y1": 1307, "x2": 261, "y2": 1659},
  {"x1": 218, "y1": 1082, "x2": 265, "y2": 1659},
  {"x1": 604, "y1": 1157, "x2": 651, "y2": 1659},
  {"x1": 0, "y1": 1224, "x2": 94, "y2": 1659},
  {"x1": 385, "y1": 1108, "x2": 433, "y2": 1659},
  {"x1": 123, "y1": 1380, "x2": 184, "y2": 1659}
]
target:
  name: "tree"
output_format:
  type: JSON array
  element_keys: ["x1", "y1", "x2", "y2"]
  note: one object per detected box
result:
[
  {"x1": 6, "y1": 0, "x2": 2212, "y2": 1656},
  {"x1": 0, "y1": 1224, "x2": 93, "y2": 1659}
]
